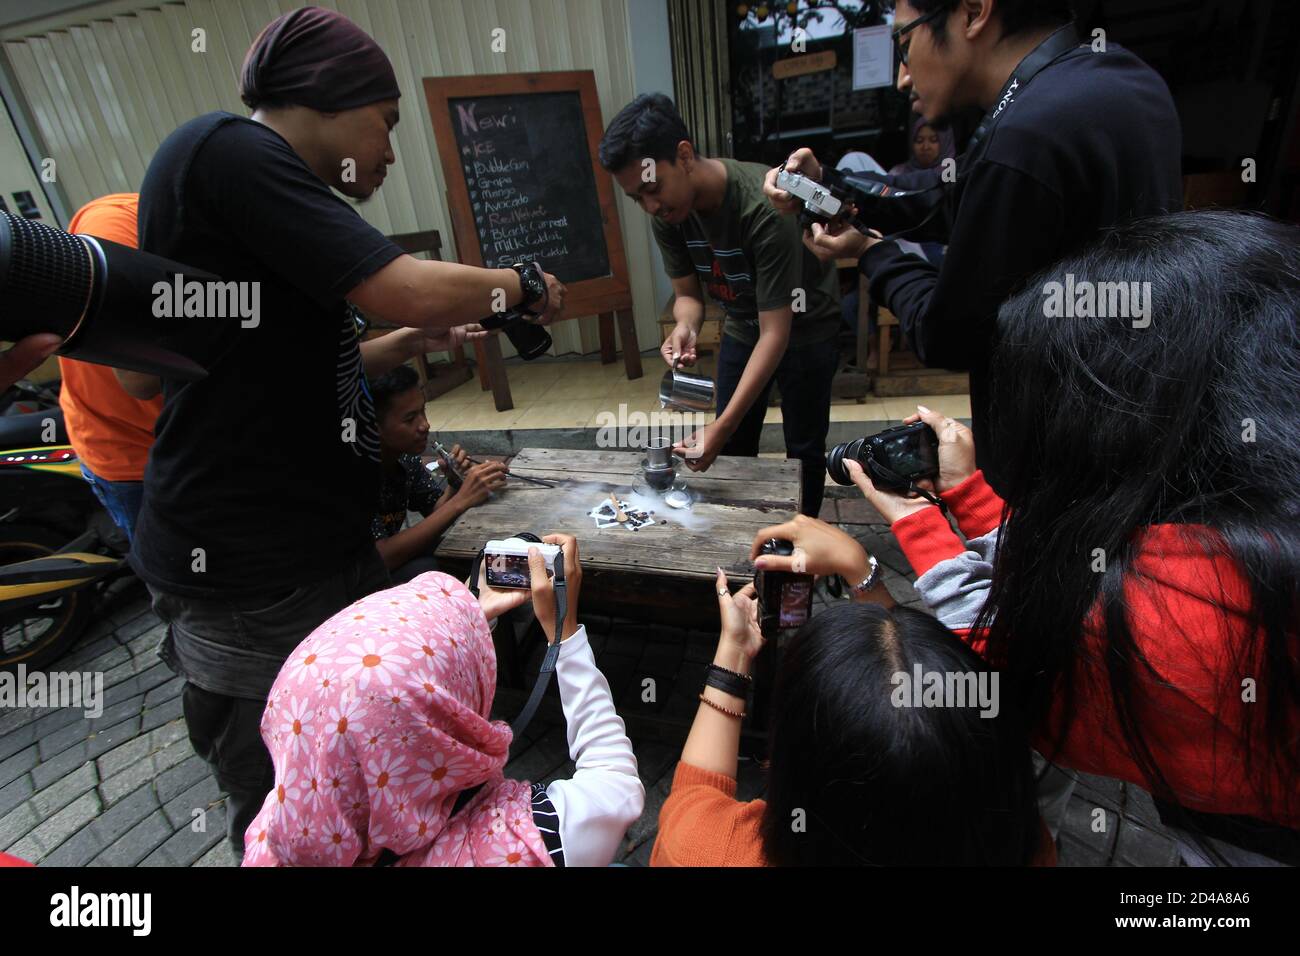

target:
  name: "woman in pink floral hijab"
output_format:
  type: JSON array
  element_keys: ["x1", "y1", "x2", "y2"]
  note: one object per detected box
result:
[{"x1": 242, "y1": 562, "x2": 585, "y2": 866}]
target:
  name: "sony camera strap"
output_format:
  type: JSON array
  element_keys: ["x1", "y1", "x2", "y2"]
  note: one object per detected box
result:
[
  {"x1": 466, "y1": 536, "x2": 567, "y2": 738},
  {"x1": 960, "y1": 22, "x2": 1083, "y2": 169}
]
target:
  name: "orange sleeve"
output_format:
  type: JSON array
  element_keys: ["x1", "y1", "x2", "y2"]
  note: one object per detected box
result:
[{"x1": 650, "y1": 762, "x2": 769, "y2": 867}]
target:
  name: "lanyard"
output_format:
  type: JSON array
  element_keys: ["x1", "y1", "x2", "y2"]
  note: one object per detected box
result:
[{"x1": 960, "y1": 23, "x2": 1083, "y2": 171}]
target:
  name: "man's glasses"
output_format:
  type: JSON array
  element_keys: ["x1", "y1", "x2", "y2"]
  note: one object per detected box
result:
[{"x1": 892, "y1": 6, "x2": 946, "y2": 70}]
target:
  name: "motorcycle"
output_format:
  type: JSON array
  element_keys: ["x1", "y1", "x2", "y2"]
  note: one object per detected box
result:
[{"x1": 0, "y1": 405, "x2": 133, "y2": 671}]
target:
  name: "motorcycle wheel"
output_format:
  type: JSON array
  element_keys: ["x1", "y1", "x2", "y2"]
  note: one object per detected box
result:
[{"x1": 0, "y1": 524, "x2": 95, "y2": 672}]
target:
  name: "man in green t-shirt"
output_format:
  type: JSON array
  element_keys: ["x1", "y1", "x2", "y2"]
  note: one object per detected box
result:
[{"x1": 599, "y1": 94, "x2": 841, "y2": 517}]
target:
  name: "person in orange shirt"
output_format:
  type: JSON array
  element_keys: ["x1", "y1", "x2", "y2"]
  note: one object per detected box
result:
[
  {"x1": 652, "y1": 547, "x2": 1048, "y2": 867},
  {"x1": 57, "y1": 193, "x2": 162, "y2": 542}
]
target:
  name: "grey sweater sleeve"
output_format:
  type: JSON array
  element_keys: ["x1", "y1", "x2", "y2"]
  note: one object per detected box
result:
[{"x1": 912, "y1": 528, "x2": 1000, "y2": 632}]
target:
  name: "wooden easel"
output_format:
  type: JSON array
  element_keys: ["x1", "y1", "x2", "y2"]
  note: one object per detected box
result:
[{"x1": 425, "y1": 70, "x2": 641, "y2": 411}]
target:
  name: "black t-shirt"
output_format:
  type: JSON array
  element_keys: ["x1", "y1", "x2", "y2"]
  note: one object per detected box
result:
[
  {"x1": 856, "y1": 44, "x2": 1183, "y2": 490},
  {"x1": 133, "y1": 112, "x2": 404, "y2": 596}
]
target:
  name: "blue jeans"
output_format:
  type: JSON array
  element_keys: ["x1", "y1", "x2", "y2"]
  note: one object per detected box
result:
[
  {"x1": 715, "y1": 333, "x2": 839, "y2": 518},
  {"x1": 80, "y1": 463, "x2": 145, "y2": 543}
]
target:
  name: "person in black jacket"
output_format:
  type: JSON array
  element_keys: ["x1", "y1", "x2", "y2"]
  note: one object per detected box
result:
[{"x1": 765, "y1": 0, "x2": 1183, "y2": 491}]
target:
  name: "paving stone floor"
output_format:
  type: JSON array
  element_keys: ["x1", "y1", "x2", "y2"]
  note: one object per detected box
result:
[{"x1": 0, "y1": 485, "x2": 1181, "y2": 867}]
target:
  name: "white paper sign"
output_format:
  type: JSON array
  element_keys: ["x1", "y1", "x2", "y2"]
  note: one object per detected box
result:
[{"x1": 853, "y1": 25, "x2": 894, "y2": 90}]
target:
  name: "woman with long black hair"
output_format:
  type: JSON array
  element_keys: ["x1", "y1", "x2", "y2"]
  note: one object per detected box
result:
[
  {"x1": 836, "y1": 209, "x2": 1299, "y2": 865},
  {"x1": 983, "y1": 209, "x2": 1298, "y2": 864}
]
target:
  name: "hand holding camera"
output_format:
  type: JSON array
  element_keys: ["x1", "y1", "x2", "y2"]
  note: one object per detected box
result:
[
  {"x1": 535, "y1": 270, "x2": 567, "y2": 326},
  {"x1": 763, "y1": 148, "x2": 824, "y2": 215},
  {"x1": 905, "y1": 405, "x2": 977, "y2": 494},
  {"x1": 803, "y1": 215, "x2": 873, "y2": 263},
  {"x1": 0, "y1": 334, "x2": 62, "y2": 391},
  {"x1": 831, "y1": 413, "x2": 973, "y2": 523},
  {"x1": 751, "y1": 515, "x2": 875, "y2": 586},
  {"x1": 474, "y1": 533, "x2": 582, "y2": 643},
  {"x1": 481, "y1": 262, "x2": 566, "y2": 361},
  {"x1": 528, "y1": 533, "x2": 582, "y2": 644},
  {"x1": 714, "y1": 568, "x2": 764, "y2": 664},
  {"x1": 842, "y1": 458, "x2": 935, "y2": 525}
]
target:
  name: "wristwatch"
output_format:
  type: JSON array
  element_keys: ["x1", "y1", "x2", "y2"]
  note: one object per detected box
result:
[
  {"x1": 510, "y1": 261, "x2": 547, "y2": 316},
  {"x1": 848, "y1": 555, "x2": 880, "y2": 598}
]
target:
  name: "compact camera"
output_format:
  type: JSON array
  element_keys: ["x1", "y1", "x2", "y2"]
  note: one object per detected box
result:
[
  {"x1": 755, "y1": 538, "x2": 815, "y2": 632},
  {"x1": 827, "y1": 422, "x2": 940, "y2": 491},
  {"x1": 483, "y1": 534, "x2": 561, "y2": 590},
  {"x1": 775, "y1": 169, "x2": 849, "y2": 230}
]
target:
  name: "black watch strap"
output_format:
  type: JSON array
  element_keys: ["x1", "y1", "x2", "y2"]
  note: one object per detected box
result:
[{"x1": 511, "y1": 261, "x2": 546, "y2": 315}]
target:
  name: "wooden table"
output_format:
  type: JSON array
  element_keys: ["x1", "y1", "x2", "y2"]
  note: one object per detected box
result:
[
  {"x1": 437, "y1": 449, "x2": 802, "y2": 738},
  {"x1": 437, "y1": 448, "x2": 803, "y2": 621}
]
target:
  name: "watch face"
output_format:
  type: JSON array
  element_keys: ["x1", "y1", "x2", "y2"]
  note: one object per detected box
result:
[{"x1": 515, "y1": 262, "x2": 543, "y2": 303}]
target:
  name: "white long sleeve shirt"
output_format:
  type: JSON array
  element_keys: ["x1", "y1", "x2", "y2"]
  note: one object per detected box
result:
[{"x1": 539, "y1": 625, "x2": 644, "y2": 866}]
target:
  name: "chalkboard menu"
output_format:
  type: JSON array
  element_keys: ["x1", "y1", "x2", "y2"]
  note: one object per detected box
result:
[
  {"x1": 449, "y1": 92, "x2": 610, "y2": 283},
  {"x1": 425, "y1": 71, "x2": 631, "y2": 321}
]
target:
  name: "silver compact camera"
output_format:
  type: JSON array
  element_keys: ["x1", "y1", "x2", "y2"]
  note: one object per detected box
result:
[{"x1": 776, "y1": 168, "x2": 846, "y2": 227}]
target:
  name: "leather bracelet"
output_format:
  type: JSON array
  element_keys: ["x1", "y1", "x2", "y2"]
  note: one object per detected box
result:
[
  {"x1": 704, "y1": 665, "x2": 751, "y2": 700},
  {"x1": 698, "y1": 692, "x2": 745, "y2": 719},
  {"x1": 710, "y1": 663, "x2": 752, "y2": 683}
]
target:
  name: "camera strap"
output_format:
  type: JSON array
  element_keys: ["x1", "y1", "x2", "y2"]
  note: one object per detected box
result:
[
  {"x1": 830, "y1": 22, "x2": 1081, "y2": 242},
  {"x1": 961, "y1": 23, "x2": 1082, "y2": 172},
  {"x1": 872, "y1": 461, "x2": 949, "y2": 514},
  {"x1": 466, "y1": 544, "x2": 567, "y2": 738}
]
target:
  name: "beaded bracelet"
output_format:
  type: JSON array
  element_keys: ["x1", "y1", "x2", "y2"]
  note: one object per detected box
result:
[{"x1": 698, "y1": 692, "x2": 745, "y2": 719}]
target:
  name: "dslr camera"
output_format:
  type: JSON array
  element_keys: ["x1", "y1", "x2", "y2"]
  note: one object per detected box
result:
[
  {"x1": 480, "y1": 308, "x2": 551, "y2": 362},
  {"x1": 827, "y1": 422, "x2": 940, "y2": 491},
  {"x1": 481, "y1": 260, "x2": 552, "y2": 361},
  {"x1": 483, "y1": 533, "x2": 560, "y2": 590},
  {"x1": 754, "y1": 538, "x2": 815, "y2": 633}
]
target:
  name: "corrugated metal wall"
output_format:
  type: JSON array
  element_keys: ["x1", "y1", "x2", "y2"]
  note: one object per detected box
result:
[{"x1": 2, "y1": 0, "x2": 667, "y2": 357}]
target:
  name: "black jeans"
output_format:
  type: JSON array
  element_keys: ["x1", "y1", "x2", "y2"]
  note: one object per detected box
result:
[
  {"x1": 715, "y1": 333, "x2": 839, "y2": 518},
  {"x1": 150, "y1": 546, "x2": 391, "y2": 860}
]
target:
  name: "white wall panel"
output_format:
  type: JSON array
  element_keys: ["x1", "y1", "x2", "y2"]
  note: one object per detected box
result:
[{"x1": 2, "y1": 0, "x2": 674, "y2": 358}]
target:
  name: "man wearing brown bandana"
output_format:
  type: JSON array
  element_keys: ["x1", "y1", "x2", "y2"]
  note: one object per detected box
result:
[{"x1": 126, "y1": 7, "x2": 565, "y2": 861}]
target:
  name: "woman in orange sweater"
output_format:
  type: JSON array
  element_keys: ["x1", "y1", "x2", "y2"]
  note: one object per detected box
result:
[{"x1": 651, "y1": 536, "x2": 1047, "y2": 866}]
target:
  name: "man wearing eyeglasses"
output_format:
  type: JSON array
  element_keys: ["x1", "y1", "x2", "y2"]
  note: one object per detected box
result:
[{"x1": 764, "y1": 0, "x2": 1182, "y2": 492}]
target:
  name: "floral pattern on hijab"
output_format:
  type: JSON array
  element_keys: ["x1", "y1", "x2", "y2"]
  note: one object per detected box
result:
[{"x1": 242, "y1": 572, "x2": 552, "y2": 867}]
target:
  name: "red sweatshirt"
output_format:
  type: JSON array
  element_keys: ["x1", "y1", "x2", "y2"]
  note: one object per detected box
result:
[{"x1": 892, "y1": 470, "x2": 1298, "y2": 828}]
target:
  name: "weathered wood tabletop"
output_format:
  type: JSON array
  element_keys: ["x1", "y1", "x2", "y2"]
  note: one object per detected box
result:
[{"x1": 436, "y1": 448, "x2": 803, "y2": 598}]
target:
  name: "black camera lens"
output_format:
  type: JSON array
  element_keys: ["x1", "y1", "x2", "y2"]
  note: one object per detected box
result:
[
  {"x1": 826, "y1": 437, "x2": 868, "y2": 486},
  {"x1": 503, "y1": 318, "x2": 552, "y2": 361}
]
